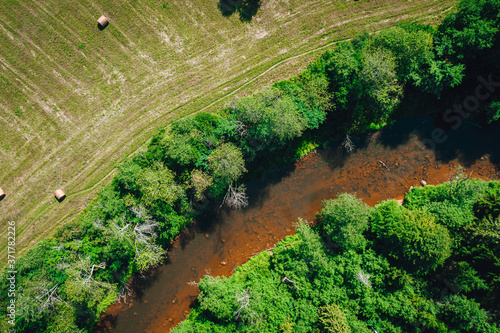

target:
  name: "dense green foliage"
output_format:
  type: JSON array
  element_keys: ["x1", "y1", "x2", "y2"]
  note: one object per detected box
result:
[
  {"x1": 174, "y1": 178, "x2": 500, "y2": 333},
  {"x1": 317, "y1": 193, "x2": 371, "y2": 252},
  {"x1": 2, "y1": 0, "x2": 500, "y2": 331},
  {"x1": 371, "y1": 200, "x2": 452, "y2": 275}
]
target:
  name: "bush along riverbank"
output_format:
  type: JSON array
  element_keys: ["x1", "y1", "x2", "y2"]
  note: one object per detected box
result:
[
  {"x1": 1, "y1": 0, "x2": 500, "y2": 331},
  {"x1": 174, "y1": 176, "x2": 500, "y2": 333}
]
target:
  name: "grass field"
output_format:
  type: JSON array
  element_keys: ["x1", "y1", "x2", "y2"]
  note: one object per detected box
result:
[{"x1": 0, "y1": 0, "x2": 457, "y2": 263}]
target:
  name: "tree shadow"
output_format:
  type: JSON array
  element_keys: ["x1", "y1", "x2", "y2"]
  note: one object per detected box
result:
[
  {"x1": 427, "y1": 116, "x2": 500, "y2": 168},
  {"x1": 376, "y1": 115, "x2": 500, "y2": 170},
  {"x1": 317, "y1": 134, "x2": 372, "y2": 172},
  {"x1": 131, "y1": 265, "x2": 164, "y2": 302},
  {"x1": 218, "y1": 0, "x2": 262, "y2": 22},
  {"x1": 93, "y1": 313, "x2": 117, "y2": 332},
  {"x1": 218, "y1": 0, "x2": 239, "y2": 16},
  {"x1": 376, "y1": 116, "x2": 432, "y2": 149}
]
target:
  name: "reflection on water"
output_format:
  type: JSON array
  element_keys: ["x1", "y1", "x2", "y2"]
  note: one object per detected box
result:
[{"x1": 95, "y1": 116, "x2": 500, "y2": 333}]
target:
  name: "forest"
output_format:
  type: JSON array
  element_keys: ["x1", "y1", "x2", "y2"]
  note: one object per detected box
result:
[{"x1": 1, "y1": 0, "x2": 499, "y2": 331}]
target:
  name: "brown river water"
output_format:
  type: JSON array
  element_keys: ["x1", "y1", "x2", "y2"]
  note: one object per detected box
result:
[{"x1": 94, "y1": 116, "x2": 500, "y2": 333}]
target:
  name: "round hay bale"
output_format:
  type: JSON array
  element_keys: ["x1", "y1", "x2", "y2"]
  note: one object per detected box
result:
[
  {"x1": 0, "y1": 188, "x2": 5, "y2": 201},
  {"x1": 54, "y1": 189, "x2": 66, "y2": 202},
  {"x1": 97, "y1": 15, "x2": 109, "y2": 30}
]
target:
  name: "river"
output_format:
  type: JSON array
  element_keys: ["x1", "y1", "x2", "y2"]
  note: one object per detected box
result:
[{"x1": 94, "y1": 116, "x2": 500, "y2": 333}]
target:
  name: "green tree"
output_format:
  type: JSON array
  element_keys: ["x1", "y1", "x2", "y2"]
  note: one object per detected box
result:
[
  {"x1": 164, "y1": 133, "x2": 199, "y2": 168},
  {"x1": 207, "y1": 143, "x2": 246, "y2": 182},
  {"x1": 113, "y1": 159, "x2": 142, "y2": 195},
  {"x1": 188, "y1": 169, "x2": 214, "y2": 201},
  {"x1": 438, "y1": 295, "x2": 499, "y2": 333},
  {"x1": 485, "y1": 100, "x2": 500, "y2": 124},
  {"x1": 369, "y1": 26, "x2": 463, "y2": 96},
  {"x1": 137, "y1": 162, "x2": 185, "y2": 207},
  {"x1": 230, "y1": 88, "x2": 307, "y2": 155},
  {"x1": 198, "y1": 276, "x2": 240, "y2": 322},
  {"x1": 318, "y1": 304, "x2": 351, "y2": 333},
  {"x1": 45, "y1": 303, "x2": 83, "y2": 333},
  {"x1": 267, "y1": 95, "x2": 306, "y2": 142},
  {"x1": 360, "y1": 47, "x2": 403, "y2": 121},
  {"x1": 371, "y1": 200, "x2": 452, "y2": 274},
  {"x1": 317, "y1": 193, "x2": 371, "y2": 252},
  {"x1": 434, "y1": 0, "x2": 500, "y2": 68},
  {"x1": 323, "y1": 43, "x2": 363, "y2": 126}
]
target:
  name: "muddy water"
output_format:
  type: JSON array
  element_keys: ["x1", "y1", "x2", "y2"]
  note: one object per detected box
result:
[{"x1": 95, "y1": 116, "x2": 500, "y2": 333}]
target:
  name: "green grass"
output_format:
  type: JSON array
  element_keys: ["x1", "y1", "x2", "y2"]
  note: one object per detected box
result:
[{"x1": 0, "y1": 0, "x2": 457, "y2": 264}]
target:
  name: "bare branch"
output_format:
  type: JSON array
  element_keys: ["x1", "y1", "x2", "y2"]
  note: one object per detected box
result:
[
  {"x1": 130, "y1": 205, "x2": 147, "y2": 220},
  {"x1": 35, "y1": 283, "x2": 63, "y2": 313},
  {"x1": 378, "y1": 160, "x2": 390, "y2": 171},
  {"x1": 116, "y1": 282, "x2": 132, "y2": 303},
  {"x1": 92, "y1": 218, "x2": 105, "y2": 230},
  {"x1": 278, "y1": 276, "x2": 300, "y2": 290},
  {"x1": 356, "y1": 270, "x2": 372, "y2": 288},
  {"x1": 187, "y1": 280, "x2": 198, "y2": 287},
  {"x1": 234, "y1": 289, "x2": 250, "y2": 319},
  {"x1": 221, "y1": 183, "x2": 249, "y2": 210},
  {"x1": 342, "y1": 135, "x2": 356, "y2": 153}
]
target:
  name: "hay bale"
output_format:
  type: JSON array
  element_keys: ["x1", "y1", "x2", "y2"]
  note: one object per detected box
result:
[
  {"x1": 54, "y1": 189, "x2": 66, "y2": 202},
  {"x1": 0, "y1": 188, "x2": 5, "y2": 201},
  {"x1": 97, "y1": 15, "x2": 109, "y2": 30}
]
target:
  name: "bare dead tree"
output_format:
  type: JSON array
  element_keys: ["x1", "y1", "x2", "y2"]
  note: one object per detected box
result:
[
  {"x1": 342, "y1": 134, "x2": 356, "y2": 153},
  {"x1": 70, "y1": 255, "x2": 111, "y2": 291},
  {"x1": 17, "y1": 280, "x2": 67, "y2": 320},
  {"x1": 129, "y1": 210, "x2": 165, "y2": 270},
  {"x1": 92, "y1": 218, "x2": 105, "y2": 230},
  {"x1": 133, "y1": 215, "x2": 160, "y2": 243},
  {"x1": 35, "y1": 283, "x2": 63, "y2": 313},
  {"x1": 221, "y1": 183, "x2": 249, "y2": 210},
  {"x1": 111, "y1": 221, "x2": 132, "y2": 238},
  {"x1": 116, "y1": 282, "x2": 132, "y2": 303},
  {"x1": 356, "y1": 270, "x2": 372, "y2": 288},
  {"x1": 83, "y1": 260, "x2": 106, "y2": 286},
  {"x1": 130, "y1": 205, "x2": 147, "y2": 220},
  {"x1": 232, "y1": 120, "x2": 248, "y2": 139},
  {"x1": 234, "y1": 289, "x2": 250, "y2": 320}
]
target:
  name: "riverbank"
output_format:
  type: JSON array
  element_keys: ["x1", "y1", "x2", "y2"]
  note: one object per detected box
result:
[{"x1": 94, "y1": 116, "x2": 500, "y2": 332}]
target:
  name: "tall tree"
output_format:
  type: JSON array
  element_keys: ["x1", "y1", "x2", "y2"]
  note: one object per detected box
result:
[
  {"x1": 317, "y1": 193, "x2": 371, "y2": 252},
  {"x1": 137, "y1": 162, "x2": 185, "y2": 208},
  {"x1": 371, "y1": 201, "x2": 452, "y2": 275},
  {"x1": 207, "y1": 143, "x2": 246, "y2": 183}
]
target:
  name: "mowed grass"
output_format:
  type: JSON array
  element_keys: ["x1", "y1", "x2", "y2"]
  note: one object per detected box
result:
[{"x1": 0, "y1": 0, "x2": 457, "y2": 263}]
